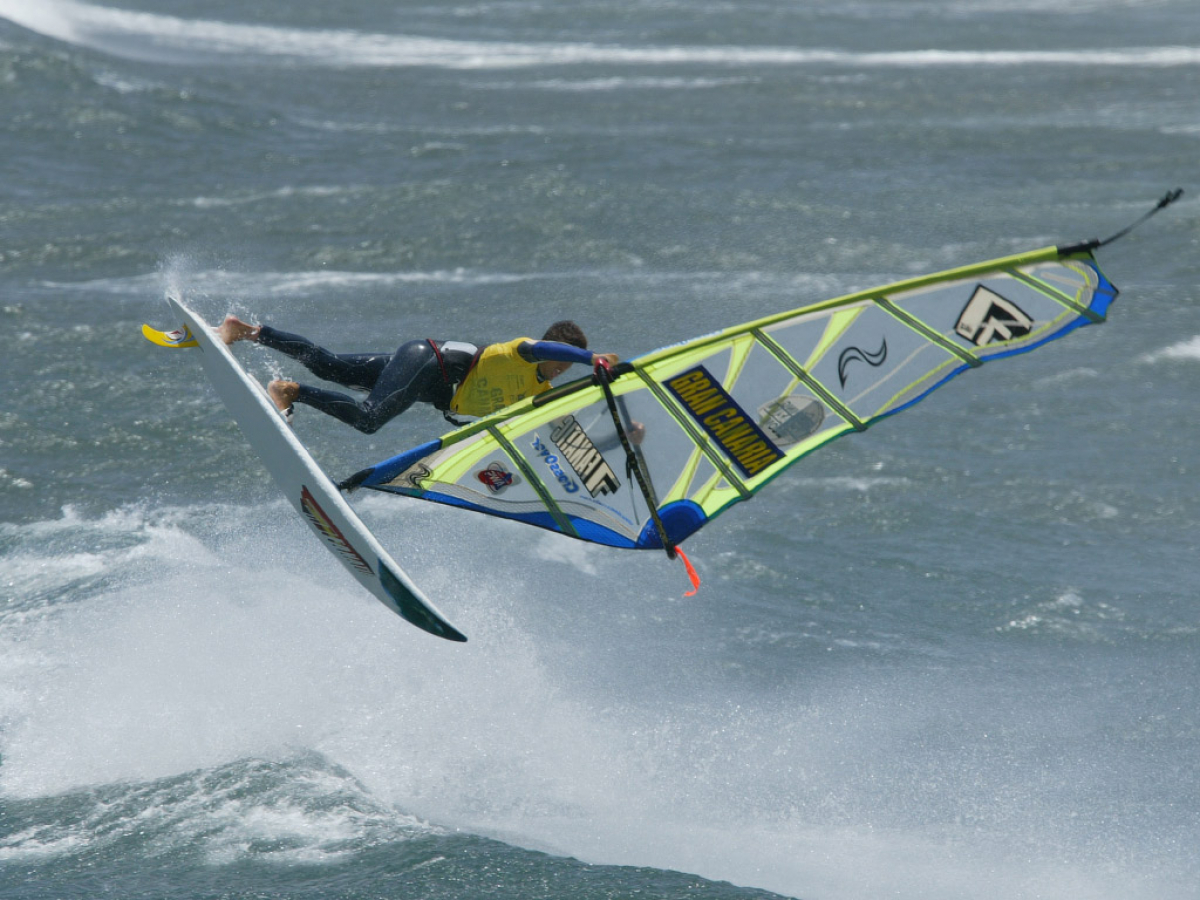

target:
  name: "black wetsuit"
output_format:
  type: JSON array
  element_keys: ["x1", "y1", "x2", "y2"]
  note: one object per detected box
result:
[{"x1": 256, "y1": 325, "x2": 477, "y2": 434}]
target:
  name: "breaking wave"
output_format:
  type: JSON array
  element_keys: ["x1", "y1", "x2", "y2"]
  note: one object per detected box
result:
[{"x1": 2, "y1": 0, "x2": 1198, "y2": 70}]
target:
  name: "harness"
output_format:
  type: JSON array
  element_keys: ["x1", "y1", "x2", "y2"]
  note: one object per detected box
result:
[{"x1": 427, "y1": 339, "x2": 481, "y2": 427}]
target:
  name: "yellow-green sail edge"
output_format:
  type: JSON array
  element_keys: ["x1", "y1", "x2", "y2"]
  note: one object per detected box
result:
[{"x1": 341, "y1": 244, "x2": 1118, "y2": 552}]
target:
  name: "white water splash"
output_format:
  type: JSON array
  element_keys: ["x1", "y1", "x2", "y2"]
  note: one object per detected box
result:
[{"x1": 1141, "y1": 335, "x2": 1200, "y2": 363}]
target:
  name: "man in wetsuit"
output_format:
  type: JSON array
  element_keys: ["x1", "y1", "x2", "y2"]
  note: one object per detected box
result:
[{"x1": 217, "y1": 315, "x2": 619, "y2": 433}]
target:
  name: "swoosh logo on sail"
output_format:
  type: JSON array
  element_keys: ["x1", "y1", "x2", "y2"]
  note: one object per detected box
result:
[{"x1": 837, "y1": 339, "x2": 888, "y2": 388}]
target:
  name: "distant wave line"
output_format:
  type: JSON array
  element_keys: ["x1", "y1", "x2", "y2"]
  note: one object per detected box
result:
[
  {"x1": 1, "y1": 1, "x2": 1198, "y2": 69},
  {"x1": 40, "y1": 267, "x2": 859, "y2": 298},
  {"x1": 40, "y1": 269, "x2": 551, "y2": 295}
]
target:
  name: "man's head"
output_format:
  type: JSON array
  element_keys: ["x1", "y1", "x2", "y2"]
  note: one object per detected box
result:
[
  {"x1": 543, "y1": 320, "x2": 587, "y2": 349},
  {"x1": 538, "y1": 321, "x2": 588, "y2": 380}
]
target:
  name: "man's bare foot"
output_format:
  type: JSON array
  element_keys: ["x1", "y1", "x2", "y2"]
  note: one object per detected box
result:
[
  {"x1": 268, "y1": 380, "x2": 300, "y2": 413},
  {"x1": 217, "y1": 315, "x2": 260, "y2": 345}
]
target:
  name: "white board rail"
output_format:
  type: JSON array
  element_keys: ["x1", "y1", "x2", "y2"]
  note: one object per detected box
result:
[{"x1": 156, "y1": 295, "x2": 467, "y2": 642}]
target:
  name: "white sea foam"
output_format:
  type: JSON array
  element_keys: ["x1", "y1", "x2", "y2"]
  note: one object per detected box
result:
[
  {"x1": 1140, "y1": 335, "x2": 1200, "y2": 363},
  {"x1": 39, "y1": 266, "x2": 550, "y2": 299},
  {"x1": 999, "y1": 588, "x2": 1129, "y2": 639},
  {"x1": 531, "y1": 531, "x2": 601, "y2": 575},
  {"x1": 479, "y1": 76, "x2": 761, "y2": 91},
  {"x1": 2, "y1": 0, "x2": 1197, "y2": 70},
  {"x1": 90, "y1": 67, "x2": 157, "y2": 93},
  {"x1": 186, "y1": 184, "x2": 371, "y2": 209},
  {"x1": 1034, "y1": 366, "x2": 1101, "y2": 386},
  {"x1": 0, "y1": 0, "x2": 79, "y2": 45},
  {"x1": 1161, "y1": 123, "x2": 1200, "y2": 136},
  {"x1": 0, "y1": 753, "x2": 437, "y2": 865},
  {"x1": 789, "y1": 474, "x2": 911, "y2": 492},
  {"x1": 40, "y1": 265, "x2": 857, "y2": 304},
  {"x1": 2, "y1": 492, "x2": 1195, "y2": 898}
]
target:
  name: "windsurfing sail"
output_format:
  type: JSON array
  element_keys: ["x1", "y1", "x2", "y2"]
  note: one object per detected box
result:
[{"x1": 342, "y1": 194, "x2": 1181, "y2": 564}]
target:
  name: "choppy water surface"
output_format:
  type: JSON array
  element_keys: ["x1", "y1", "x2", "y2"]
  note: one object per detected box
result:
[{"x1": 2, "y1": 2, "x2": 1199, "y2": 898}]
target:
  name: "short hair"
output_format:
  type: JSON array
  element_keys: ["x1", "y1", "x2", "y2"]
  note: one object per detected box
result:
[{"x1": 542, "y1": 320, "x2": 587, "y2": 349}]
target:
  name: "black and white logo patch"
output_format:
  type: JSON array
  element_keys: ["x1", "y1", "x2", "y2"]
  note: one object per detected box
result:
[
  {"x1": 955, "y1": 286, "x2": 1035, "y2": 346},
  {"x1": 757, "y1": 394, "x2": 826, "y2": 446},
  {"x1": 550, "y1": 415, "x2": 620, "y2": 498}
]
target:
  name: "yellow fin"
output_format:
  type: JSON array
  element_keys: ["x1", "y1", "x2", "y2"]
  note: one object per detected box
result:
[{"x1": 141, "y1": 323, "x2": 198, "y2": 348}]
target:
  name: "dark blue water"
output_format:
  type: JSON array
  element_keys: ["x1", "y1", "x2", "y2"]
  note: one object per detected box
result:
[{"x1": 3, "y1": 2, "x2": 1200, "y2": 898}]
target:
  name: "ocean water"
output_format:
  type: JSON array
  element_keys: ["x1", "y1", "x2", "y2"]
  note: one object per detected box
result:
[{"x1": 2, "y1": 1, "x2": 1200, "y2": 898}]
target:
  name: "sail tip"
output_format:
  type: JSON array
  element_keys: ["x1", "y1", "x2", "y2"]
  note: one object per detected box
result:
[{"x1": 1063, "y1": 188, "x2": 1187, "y2": 256}]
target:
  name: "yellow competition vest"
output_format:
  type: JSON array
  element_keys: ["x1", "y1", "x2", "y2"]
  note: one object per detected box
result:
[{"x1": 449, "y1": 337, "x2": 551, "y2": 417}]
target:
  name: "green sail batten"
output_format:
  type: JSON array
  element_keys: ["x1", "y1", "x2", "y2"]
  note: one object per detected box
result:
[
  {"x1": 752, "y1": 329, "x2": 868, "y2": 431},
  {"x1": 637, "y1": 369, "x2": 753, "y2": 500},
  {"x1": 873, "y1": 297, "x2": 983, "y2": 368},
  {"x1": 489, "y1": 425, "x2": 579, "y2": 539},
  {"x1": 1008, "y1": 268, "x2": 1105, "y2": 323}
]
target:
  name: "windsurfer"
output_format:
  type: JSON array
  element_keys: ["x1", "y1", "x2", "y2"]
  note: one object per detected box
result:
[{"x1": 217, "y1": 315, "x2": 619, "y2": 433}]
